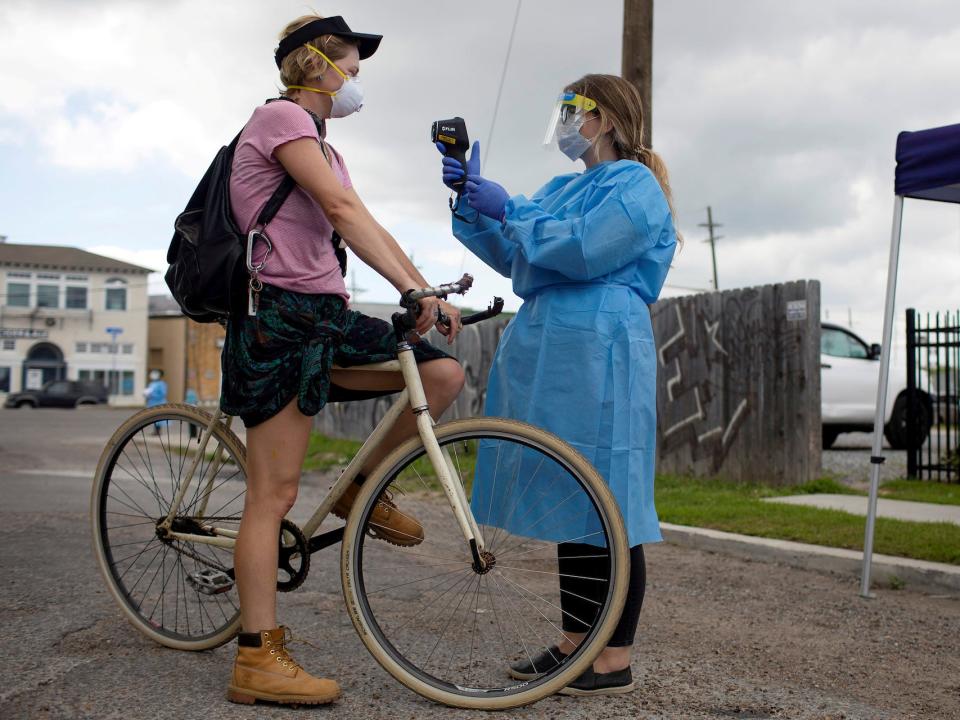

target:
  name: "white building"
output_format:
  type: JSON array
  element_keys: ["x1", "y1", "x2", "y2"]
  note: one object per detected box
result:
[{"x1": 0, "y1": 243, "x2": 151, "y2": 406}]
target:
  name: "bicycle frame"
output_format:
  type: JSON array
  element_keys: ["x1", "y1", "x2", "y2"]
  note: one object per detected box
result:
[{"x1": 157, "y1": 344, "x2": 486, "y2": 555}]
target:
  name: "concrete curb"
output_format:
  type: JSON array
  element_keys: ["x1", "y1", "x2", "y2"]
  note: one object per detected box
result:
[{"x1": 660, "y1": 522, "x2": 960, "y2": 594}]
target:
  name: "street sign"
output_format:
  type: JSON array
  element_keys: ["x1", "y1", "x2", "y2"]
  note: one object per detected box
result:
[
  {"x1": 0, "y1": 328, "x2": 48, "y2": 339},
  {"x1": 105, "y1": 327, "x2": 123, "y2": 339}
]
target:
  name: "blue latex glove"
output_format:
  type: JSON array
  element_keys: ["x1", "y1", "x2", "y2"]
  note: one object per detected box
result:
[
  {"x1": 437, "y1": 140, "x2": 480, "y2": 190},
  {"x1": 464, "y1": 174, "x2": 510, "y2": 221}
]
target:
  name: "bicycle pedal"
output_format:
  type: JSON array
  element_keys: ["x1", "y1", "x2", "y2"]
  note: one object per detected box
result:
[{"x1": 186, "y1": 568, "x2": 234, "y2": 595}]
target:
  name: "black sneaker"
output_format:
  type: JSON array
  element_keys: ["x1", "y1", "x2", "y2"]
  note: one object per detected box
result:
[
  {"x1": 508, "y1": 646, "x2": 568, "y2": 680},
  {"x1": 558, "y1": 666, "x2": 635, "y2": 696}
]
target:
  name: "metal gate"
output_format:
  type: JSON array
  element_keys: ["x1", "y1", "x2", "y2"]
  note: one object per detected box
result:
[{"x1": 906, "y1": 308, "x2": 960, "y2": 481}]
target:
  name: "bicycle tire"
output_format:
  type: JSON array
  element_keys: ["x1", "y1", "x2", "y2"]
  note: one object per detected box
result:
[
  {"x1": 340, "y1": 417, "x2": 629, "y2": 709},
  {"x1": 90, "y1": 403, "x2": 247, "y2": 651}
]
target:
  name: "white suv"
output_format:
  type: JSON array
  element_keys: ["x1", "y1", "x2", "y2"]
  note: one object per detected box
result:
[{"x1": 820, "y1": 323, "x2": 931, "y2": 449}]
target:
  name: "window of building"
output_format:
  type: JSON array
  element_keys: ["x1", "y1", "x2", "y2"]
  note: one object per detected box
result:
[
  {"x1": 122, "y1": 343, "x2": 133, "y2": 354},
  {"x1": 105, "y1": 278, "x2": 127, "y2": 311},
  {"x1": 75, "y1": 342, "x2": 88, "y2": 353},
  {"x1": 37, "y1": 273, "x2": 61, "y2": 281},
  {"x1": 65, "y1": 274, "x2": 88, "y2": 282},
  {"x1": 7, "y1": 282, "x2": 29, "y2": 307},
  {"x1": 3, "y1": 339, "x2": 16, "y2": 351},
  {"x1": 66, "y1": 286, "x2": 88, "y2": 309},
  {"x1": 0, "y1": 366, "x2": 10, "y2": 392},
  {"x1": 78, "y1": 369, "x2": 134, "y2": 396},
  {"x1": 36, "y1": 284, "x2": 59, "y2": 308}
]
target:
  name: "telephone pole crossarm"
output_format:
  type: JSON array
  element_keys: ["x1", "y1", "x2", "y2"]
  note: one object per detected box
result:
[{"x1": 698, "y1": 206, "x2": 723, "y2": 291}]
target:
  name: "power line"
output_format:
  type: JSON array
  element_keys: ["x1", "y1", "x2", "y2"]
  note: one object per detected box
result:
[{"x1": 459, "y1": 0, "x2": 523, "y2": 275}]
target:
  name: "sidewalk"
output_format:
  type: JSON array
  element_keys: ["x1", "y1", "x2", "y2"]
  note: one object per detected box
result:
[
  {"x1": 762, "y1": 493, "x2": 960, "y2": 525},
  {"x1": 662, "y1": 493, "x2": 960, "y2": 594}
]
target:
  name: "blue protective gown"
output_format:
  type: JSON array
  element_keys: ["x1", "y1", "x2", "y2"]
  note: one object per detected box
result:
[
  {"x1": 454, "y1": 160, "x2": 676, "y2": 547},
  {"x1": 145, "y1": 379, "x2": 169, "y2": 429}
]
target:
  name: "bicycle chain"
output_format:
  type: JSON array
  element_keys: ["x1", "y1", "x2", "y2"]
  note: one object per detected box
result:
[{"x1": 162, "y1": 516, "x2": 309, "y2": 592}]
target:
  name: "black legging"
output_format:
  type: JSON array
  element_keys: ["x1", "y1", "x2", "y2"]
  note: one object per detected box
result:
[{"x1": 557, "y1": 542, "x2": 646, "y2": 648}]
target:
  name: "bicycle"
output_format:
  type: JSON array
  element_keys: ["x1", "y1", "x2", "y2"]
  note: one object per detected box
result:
[{"x1": 90, "y1": 275, "x2": 629, "y2": 710}]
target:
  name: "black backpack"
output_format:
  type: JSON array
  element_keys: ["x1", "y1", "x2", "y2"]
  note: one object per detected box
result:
[
  {"x1": 165, "y1": 100, "x2": 346, "y2": 323},
  {"x1": 164, "y1": 132, "x2": 294, "y2": 323}
]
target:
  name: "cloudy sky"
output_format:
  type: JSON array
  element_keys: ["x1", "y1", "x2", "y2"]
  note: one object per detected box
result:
[{"x1": 2, "y1": 0, "x2": 959, "y2": 343}]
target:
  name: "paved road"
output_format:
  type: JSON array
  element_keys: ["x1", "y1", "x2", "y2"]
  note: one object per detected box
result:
[{"x1": 1, "y1": 407, "x2": 958, "y2": 720}]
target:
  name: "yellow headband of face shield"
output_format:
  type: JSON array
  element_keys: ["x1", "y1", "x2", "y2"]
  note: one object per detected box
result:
[{"x1": 286, "y1": 44, "x2": 350, "y2": 96}]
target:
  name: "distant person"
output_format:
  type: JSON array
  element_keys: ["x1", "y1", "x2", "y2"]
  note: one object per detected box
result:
[
  {"x1": 438, "y1": 74, "x2": 679, "y2": 696},
  {"x1": 143, "y1": 369, "x2": 168, "y2": 434},
  {"x1": 185, "y1": 388, "x2": 199, "y2": 438}
]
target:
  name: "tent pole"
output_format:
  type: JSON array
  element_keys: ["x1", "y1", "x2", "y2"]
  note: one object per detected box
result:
[{"x1": 860, "y1": 194, "x2": 905, "y2": 598}]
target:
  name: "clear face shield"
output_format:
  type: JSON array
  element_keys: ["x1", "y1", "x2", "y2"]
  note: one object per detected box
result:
[{"x1": 542, "y1": 91, "x2": 598, "y2": 146}]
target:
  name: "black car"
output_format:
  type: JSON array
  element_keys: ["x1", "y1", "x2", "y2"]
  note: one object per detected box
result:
[{"x1": 4, "y1": 380, "x2": 109, "y2": 408}]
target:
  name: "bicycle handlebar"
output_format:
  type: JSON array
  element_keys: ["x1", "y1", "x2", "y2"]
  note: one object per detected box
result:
[
  {"x1": 461, "y1": 297, "x2": 505, "y2": 326},
  {"x1": 393, "y1": 275, "x2": 504, "y2": 337},
  {"x1": 401, "y1": 274, "x2": 474, "y2": 306}
]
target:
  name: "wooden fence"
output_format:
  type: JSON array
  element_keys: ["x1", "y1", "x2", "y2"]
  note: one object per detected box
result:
[
  {"x1": 317, "y1": 280, "x2": 822, "y2": 486},
  {"x1": 651, "y1": 280, "x2": 821, "y2": 485}
]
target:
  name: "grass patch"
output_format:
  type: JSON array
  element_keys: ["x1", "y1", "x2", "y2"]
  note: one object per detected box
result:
[
  {"x1": 300, "y1": 432, "x2": 478, "y2": 491},
  {"x1": 879, "y1": 479, "x2": 960, "y2": 506},
  {"x1": 655, "y1": 474, "x2": 960, "y2": 565},
  {"x1": 301, "y1": 434, "x2": 363, "y2": 472}
]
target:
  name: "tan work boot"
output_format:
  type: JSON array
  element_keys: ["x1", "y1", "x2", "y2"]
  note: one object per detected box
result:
[
  {"x1": 332, "y1": 482, "x2": 424, "y2": 547},
  {"x1": 226, "y1": 627, "x2": 340, "y2": 706}
]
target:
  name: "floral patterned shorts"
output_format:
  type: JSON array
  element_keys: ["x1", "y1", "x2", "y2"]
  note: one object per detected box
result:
[{"x1": 220, "y1": 283, "x2": 452, "y2": 427}]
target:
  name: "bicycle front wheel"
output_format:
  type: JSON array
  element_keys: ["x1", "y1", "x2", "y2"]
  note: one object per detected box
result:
[
  {"x1": 341, "y1": 417, "x2": 629, "y2": 709},
  {"x1": 90, "y1": 404, "x2": 247, "y2": 651}
]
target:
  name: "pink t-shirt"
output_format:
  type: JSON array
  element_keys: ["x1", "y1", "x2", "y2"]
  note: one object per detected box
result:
[{"x1": 230, "y1": 100, "x2": 351, "y2": 299}]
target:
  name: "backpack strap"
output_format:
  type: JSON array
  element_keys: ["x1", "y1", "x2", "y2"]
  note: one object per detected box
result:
[{"x1": 255, "y1": 174, "x2": 296, "y2": 228}]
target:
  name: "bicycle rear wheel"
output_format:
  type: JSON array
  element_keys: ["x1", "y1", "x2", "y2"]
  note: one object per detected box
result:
[
  {"x1": 341, "y1": 417, "x2": 629, "y2": 709},
  {"x1": 90, "y1": 404, "x2": 247, "y2": 650}
]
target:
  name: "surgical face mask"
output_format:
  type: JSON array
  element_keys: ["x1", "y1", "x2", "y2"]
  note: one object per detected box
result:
[
  {"x1": 556, "y1": 119, "x2": 592, "y2": 161},
  {"x1": 327, "y1": 75, "x2": 364, "y2": 118},
  {"x1": 149, "y1": 371, "x2": 161, "y2": 381},
  {"x1": 286, "y1": 43, "x2": 364, "y2": 118}
]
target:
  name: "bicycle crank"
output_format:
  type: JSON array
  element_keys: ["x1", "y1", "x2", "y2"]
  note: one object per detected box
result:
[{"x1": 277, "y1": 518, "x2": 310, "y2": 592}]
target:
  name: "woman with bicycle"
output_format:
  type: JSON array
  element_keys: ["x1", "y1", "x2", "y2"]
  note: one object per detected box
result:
[
  {"x1": 438, "y1": 74, "x2": 679, "y2": 696},
  {"x1": 222, "y1": 14, "x2": 465, "y2": 706}
]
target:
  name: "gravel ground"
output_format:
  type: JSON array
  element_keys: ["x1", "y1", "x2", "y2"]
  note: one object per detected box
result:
[
  {"x1": 3, "y1": 409, "x2": 959, "y2": 719},
  {"x1": 822, "y1": 432, "x2": 908, "y2": 489}
]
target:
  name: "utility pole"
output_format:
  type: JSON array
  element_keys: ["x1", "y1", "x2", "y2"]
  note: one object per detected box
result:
[
  {"x1": 622, "y1": 0, "x2": 654, "y2": 148},
  {"x1": 347, "y1": 270, "x2": 367, "y2": 301},
  {"x1": 698, "y1": 206, "x2": 723, "y2": 291}
]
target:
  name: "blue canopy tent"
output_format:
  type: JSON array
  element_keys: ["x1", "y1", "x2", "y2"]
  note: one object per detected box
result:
[{"x1": 861, "y1": 122, "x2": 960, "y2": 596}]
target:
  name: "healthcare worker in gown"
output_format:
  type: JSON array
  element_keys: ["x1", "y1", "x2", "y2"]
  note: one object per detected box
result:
[
  {"x1": 143, "y1": 369, "x2": 169, "y2": 433},
  {"x1": 438, "y1": 74, "x2": 679, "y2": 696}
]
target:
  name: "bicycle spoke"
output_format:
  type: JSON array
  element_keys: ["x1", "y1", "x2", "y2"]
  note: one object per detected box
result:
[
  {"x1": 97, "y1": 408, "x2": 244, "y2": 646},
  {"x1": 348, "y1": 424, "x2": 624, "y2": 702}
]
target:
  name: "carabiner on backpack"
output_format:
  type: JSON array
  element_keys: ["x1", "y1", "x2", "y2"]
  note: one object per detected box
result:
[{"x1": 246, "y1": 230, "x2": 273, "y2": 317}]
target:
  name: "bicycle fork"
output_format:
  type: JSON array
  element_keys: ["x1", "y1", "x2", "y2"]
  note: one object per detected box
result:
[{"x1": 397, "y1": 345, "x2": 488, "y2": 569}]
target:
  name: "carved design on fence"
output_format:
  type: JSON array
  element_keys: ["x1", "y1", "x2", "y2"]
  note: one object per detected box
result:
[
  {"x1": 317, "y1": 280, "x2": 821, "y2": 486},
  {"x1": 652, "y1": 280, "x2": 821, "y2": 485}
]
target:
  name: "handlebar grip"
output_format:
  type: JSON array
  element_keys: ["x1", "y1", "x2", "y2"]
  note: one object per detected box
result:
[{"x1": 461, "y1": 297, "x2": 504, "y2": 326}]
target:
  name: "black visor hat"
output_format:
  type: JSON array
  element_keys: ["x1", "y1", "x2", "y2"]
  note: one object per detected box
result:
[{"x1": 274, "y1": 16, "x2": 382, "y2": 69}]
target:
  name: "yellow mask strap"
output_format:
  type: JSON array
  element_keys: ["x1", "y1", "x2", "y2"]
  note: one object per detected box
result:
[
  {"x1": 286, "y1": 85, "x2": 334, "y2": 96},
  {"x1": 305, "y1": 43, "x2": 349, "y2": 81}
]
